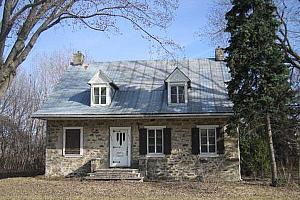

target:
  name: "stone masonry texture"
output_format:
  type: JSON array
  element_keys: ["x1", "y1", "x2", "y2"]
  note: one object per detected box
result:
[{"x1": 45, "y1": 118, "x2": 240, "y2": 181}]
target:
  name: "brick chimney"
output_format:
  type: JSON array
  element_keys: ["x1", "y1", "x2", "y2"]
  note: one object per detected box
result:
[
  {"x1": 215, "y1": 47, "x2": 225, "y2": 61},
  {"x1": 71, "y1": 51, "x2": 84, "y2": 66}
]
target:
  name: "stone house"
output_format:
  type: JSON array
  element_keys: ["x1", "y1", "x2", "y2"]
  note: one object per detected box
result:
[{"x1": 33, "y1": 52, "x2": 241, "y2": 181}]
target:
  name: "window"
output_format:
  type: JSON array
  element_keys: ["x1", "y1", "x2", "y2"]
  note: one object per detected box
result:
[
  {"x1": 170, "y1": 85, "x2": 185, "y2": 104},
  {"x1": 199, "y1": 128, "x2": 216, "y2": 154},
  {"x1": 93, "y1": 86, "x2": 107, "y2": 105},
  {"x1": 63, "y1": 127, "x2": 83, "y2": 156},
  {"x1": 147, "y1": 127, "x2": 164, "y2": 154},
  {"x1": 100, "y1": 87, "x2": 107, "y2": 104}
]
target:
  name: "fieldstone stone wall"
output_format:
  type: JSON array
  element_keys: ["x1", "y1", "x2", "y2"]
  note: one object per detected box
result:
[{"x1": 45, "y1": 118, "x2": 240, "y2": 181}]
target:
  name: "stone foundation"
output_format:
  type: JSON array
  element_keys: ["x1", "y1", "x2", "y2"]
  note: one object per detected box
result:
[{"x1": 45, "y1": 118, "x2": 240, "y2": 181}]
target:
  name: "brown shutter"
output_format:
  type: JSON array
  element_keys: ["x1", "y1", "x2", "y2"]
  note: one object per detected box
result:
[
  {"x1": 216, "y1": 127, "x2": 225, "y2": 154},
  {"x1": 191, "y1": 128, "x2": 200, "y2": 155},
  {"x1": 163, "y1": 128, "x2": 172, "y2": 155},
  {"x1": 139, "y1": 128, "x2": 147, "y2": 155}
]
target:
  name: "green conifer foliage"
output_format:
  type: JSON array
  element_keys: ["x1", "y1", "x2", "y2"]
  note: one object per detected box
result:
[{"x1": 225, "y1": 0, "x2": 293, "y2": 186}]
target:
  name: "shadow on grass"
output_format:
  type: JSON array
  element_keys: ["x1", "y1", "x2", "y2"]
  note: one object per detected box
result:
[{"x1": 0, "y1": 171, "x2": 44, "y2": 180}]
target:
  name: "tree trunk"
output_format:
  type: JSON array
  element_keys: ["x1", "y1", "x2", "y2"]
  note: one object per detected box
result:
[{"x1": 266, "y1": 114, "x2": 278, "y2": 187}]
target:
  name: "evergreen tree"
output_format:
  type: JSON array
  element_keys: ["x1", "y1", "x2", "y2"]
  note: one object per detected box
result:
[{"x1": 225, "y1": 0, "x2": 293, "y2": 186}]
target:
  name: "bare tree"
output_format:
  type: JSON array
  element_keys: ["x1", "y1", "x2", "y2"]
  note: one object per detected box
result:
[
  {"x1": 203, "y1": 0, "x2": 300, "y2": 71},
  {"x1": 276, "y1": 0, "x2": 300, "y2": 71},
  {"x1": 0, "y1": 51, "x2": 69, "y2": 177},
  {"x1": 0, "y1": 0, "x2": 179, "y2": 95}
]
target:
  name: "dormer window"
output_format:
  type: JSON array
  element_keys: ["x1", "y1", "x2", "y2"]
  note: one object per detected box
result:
[
  {"x1": 88, "y1": 70, "x2": 118, "y2": 107},
  {"x1": 165, "y1": 67, "x2": 191, "y2": 105},
  {"x1": 171, "y1": 85, "x2": 185, "y2": 103},
  {"x1": 93, "y1": 86, "x2": 107, "y2": 105}
]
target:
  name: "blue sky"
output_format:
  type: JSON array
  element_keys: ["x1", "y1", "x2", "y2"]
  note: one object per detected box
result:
[{"x1": 23, "y1": 0, "x2": 217, "y2": 68}]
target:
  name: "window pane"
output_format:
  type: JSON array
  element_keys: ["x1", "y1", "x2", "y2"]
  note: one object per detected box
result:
[
  {"x1": 200, "y1": 129, "x2": 207, "y2": 145},
  {"x1": 171, "y1": 94, "x2": 177, "y2": 103},
  {"x1": 156, "y1": 145, "x2": 162, "y2": 153},
  {"x1": 209, "y1": 145, "x2": 216, "y2": 153},
  {"x1": 94, "y1": 95, "x2": 99, "y2": 104},
  {"x1": 156, "y1": 129, "x2": 162, "y2": 138},
  {"x1": 148, "y1": 137, "x2": 155, "y2": 146},
  {"x1": 171, "y1": 86, "x2": 177, "y2": 95},
  {"x1": 148, "y1": 145, "x2": 155, "y2": 153},
  {"x1": 94, "y1": 87, "x2": 99, "y2": 95},
  {"x1": 65, "y1": 129, "x2": 80, "y2": 155},
  {"x1": 178, "y1": 94, "x2": 185, "y2": 103},
  {"x1": 209, "y1": 135, "x2": 215, "y2": 145},
  {"x1": 156, "y1": 129, "x2": 162, "y2": 150},
  {"x1": 208, "y1": 129, "x2": 215, "y2": 145},
  {"x1": 93, "y1": 87, "x2": 99, "y2": 104},
  {"x1": 156, "y1": 135, "x2": 162, "y2": 146},
  {"x1": 201, "y1": 136, "x2": 207, "y2": 145},
  {"x1": 148, "y1": 129, "x2": 155, "y2": 151},
  {"x1": 178, "y1": 85, "x2": 184, "y2": 103},
  {"x1": 178, "y1": 86, "x2": 184, "y2": 95},
  {"x1": 101, "y1": 96, "x2": 106, "y2": 104},
  {"x1": 148, "y1": 129, "x2": 155, "y2": 138},
  {"x1": 201, "y1": 145, "x2": 208, "y2": 153},
  {"x1": 101, "y1": 87, "x2": 106, "y2": 95},
  {"x1": 208, "y1": 129, "x2": 215, "y2": 137}
]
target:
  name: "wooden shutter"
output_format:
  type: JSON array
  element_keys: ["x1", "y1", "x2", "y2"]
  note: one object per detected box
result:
[
  {"x1": 163, "y1": 128, "x2": 172, "y2": 155},
  {"x1": 216, "y1": 127, "x2": 225, "y2": 154},
  {"x1": 191, "y1": 128, "x2": 200, "y2": 155},
  {"x1": 139, "y1": 128, "x2": 147, "y2": 155}
]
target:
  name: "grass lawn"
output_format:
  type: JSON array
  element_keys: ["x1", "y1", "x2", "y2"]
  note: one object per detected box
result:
[{"x1": 0, "y1": 177, "x2": 299, "y2": 200}]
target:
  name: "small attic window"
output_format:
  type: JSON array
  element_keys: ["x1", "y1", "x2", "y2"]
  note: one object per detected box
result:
[
  {"x1": 171, "y1": 85, "x2": 185, "y2": 103},
  {"x1": 88, "y1": 69, "x2": 118, "y2": 107},
  {"x1": 165, "y1": 67, "x2": 191, "y2": 105},
  {"x1": 93, "y1": 86, "x2": 107, "y2": 105}
]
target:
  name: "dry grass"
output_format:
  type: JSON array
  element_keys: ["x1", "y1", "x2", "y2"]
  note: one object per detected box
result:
[{"x1": 0, "y1": 177, "x2": 299, "y2": 200}]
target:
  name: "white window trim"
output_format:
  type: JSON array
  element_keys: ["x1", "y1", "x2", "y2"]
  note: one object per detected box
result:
[
  {"x1": 168, "y1": 82, "x2": 188, "y2": 104},
  {"x1": 90, "y1": 84, "x2": 111, "y2": 106},
  {"x1": 63, "y1": 127, "x2": 83, "y2": 157},
  {"x1": 146, "y1": 126, "x2": 165, "y2": 156},
  {"x1": 197, "y1": 125, "x2": 218, "y2": 156}
]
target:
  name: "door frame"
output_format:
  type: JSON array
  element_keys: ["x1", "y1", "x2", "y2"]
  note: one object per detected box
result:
[{"x1": 109, "y1": 127, "x2": 131, "y2": 167}]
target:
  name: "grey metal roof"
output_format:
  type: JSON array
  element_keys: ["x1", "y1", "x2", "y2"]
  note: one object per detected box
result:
[{"x1": 32, "y1": 59, "x2": 233, "y2": 118}]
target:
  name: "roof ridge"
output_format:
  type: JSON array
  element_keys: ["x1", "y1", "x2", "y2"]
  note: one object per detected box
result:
[{"x1": 88, "y1": 58, "x2": 216, "y2": 65}]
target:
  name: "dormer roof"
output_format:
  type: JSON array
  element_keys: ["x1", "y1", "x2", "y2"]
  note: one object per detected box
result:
[
  {"x1": 88, "y1": 69, "x2": 118, "y2": 89},
  {"x1": 165, "y1": 67, "x2": 191, "y2": 88},
  {"x1": 88, "y1": 69, "x2": 112, "y2": 84}
]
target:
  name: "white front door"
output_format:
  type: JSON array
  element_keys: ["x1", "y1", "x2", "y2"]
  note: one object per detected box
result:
[{"x1": 110, "y1": 127, "x2": 131, "y2": 167}]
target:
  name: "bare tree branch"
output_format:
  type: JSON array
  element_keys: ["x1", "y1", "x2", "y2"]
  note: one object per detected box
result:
[{"x1": 0, "y1": 0, "x2": 179, "y2": 96}]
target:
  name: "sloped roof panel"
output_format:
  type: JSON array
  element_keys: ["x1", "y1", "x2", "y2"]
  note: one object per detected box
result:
[{"x1": 33, "y1": 59, "x2": 233, "y2": 118}]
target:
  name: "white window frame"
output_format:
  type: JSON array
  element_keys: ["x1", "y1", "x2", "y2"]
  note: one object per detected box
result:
[
  {"x1": 91, "y1": 84, "x2": 110, "y2": 106},
  {"x1": 63, "y1": 127, "x2": 83, "y2": 157},
  {"x1": 168, "y1": 82, "x2": 188, "y2": 104},
  {"x1": 197, "y1": 125, "x2": 218, "y2": 157},
  {"x1": 145, "y1": 126, "x2": 165, "y2": 156}
]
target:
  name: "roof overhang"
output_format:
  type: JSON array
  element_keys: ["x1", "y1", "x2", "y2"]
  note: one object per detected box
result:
[{"x1": 32, "y1": 112, "x2": 233, "y2": 120}]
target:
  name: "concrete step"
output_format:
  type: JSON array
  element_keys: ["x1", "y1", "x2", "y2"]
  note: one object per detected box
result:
[
  {"x1": 89, "y1": 172, "x2": 141, "y2": 177},
  {"x1": 93, "y1": 168, "x2": 139, "y2": 173},
  {"x1": 88, "y1": 172, "x2": 141, "y2": 177},
  {"x1": 85, "y1": 168, "x2": 143, "y2": 181},
  {"x1": 85, "y1": 176, "x2": 144, "y2": 181}
]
